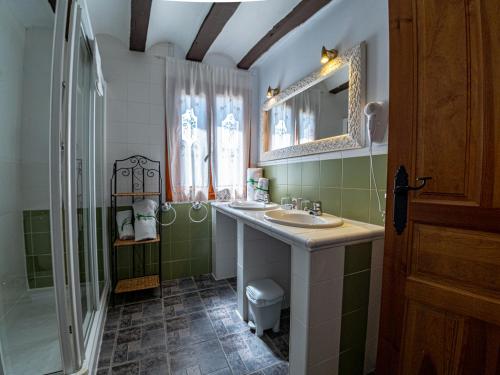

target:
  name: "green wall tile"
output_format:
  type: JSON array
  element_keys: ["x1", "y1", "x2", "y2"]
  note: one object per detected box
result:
[
  {"x1": 344, "y1": 243, "x2": 372, "y2": 275},
  {"x1": 372, "y1": 154, "x2": 388, "y2": 190},
  {"x1": 301, "y1": 161, "x2": 320, "y2": 185},
  {"x1": 340, "y1": 308, "x2": 369, "y2": 352},
  {"x1": 30, "y1": 210, "x2": 50, "y2": 233},
  {"x1": 34, "y1": 254, "x2": 53, "y2": 277},
  {"x1": 320, "y1": 159, "x2": 342, "y2": 187},
  {"x1": 338, "y1": 347, "x2": 365, "y2": 375},
  {"x1": 171, "y1": 241, "x2": 190, "y2": 260},
  {"x1": 24, "y1": 234, "x2": 33, "y2": 255},
  {"x1": 287, "y1": 163, "x2": 302, "y2": 186},
  {"x1": 275, "y1": 165, "x2": 287, "y2": 185},
  {"x1": 271, "y1": 185, "x2": 288, "y2": 204},
  {"x1": 23, "y1": 211, "x2": 31, "y2": 233},
  {"x1": 343, "y1": 157, "x2": 370, "y2": 189},
  {"x1": 190, "y1": 221, "x2": 209, "y2": 240},
  {"x1": 191, "y1": 239, "x2": 211, "y2": 259},
  {"x1": 342, "y1": 270, "x2": 371, "y2": 314},
  {"x1": 28, "y1": 277, "x2": 36, "y2": 289},
  {"x1": 35, "y1": 276, "x2": 53, "y2": 288},
  {"x1": 301, "y1": 186, "x2": 320, "y2": 202},
  {"x1": 171, "y1": 221, "x2": 190, "y2": 241},
  {"x1": 26, "y1": 256, "x2": 35, "y2": 278},
  {"x1": 320, "y1": 188, "x2": 342, "y2": 216},
  {"x1": 287, "y1": 185, "x2": 302, "y2": 200},
  {"x1": 369, "y1": 189, "x2": 386, "y2": 226},
  {"x1": 342, "y1": 189, "x2": 370, "y2": 222},
  {"x1": 170, "y1": 260, "x2": 190, "y2": 279},
  {"x1": 191, "y1": 258, "x2": 210, "y2": 276},
  {"x1": 161, "y1": 241, "x2": 171, "y2": 261},
  {"x1": 31, "y1": 232, "x2": 52, "y2": 255},
  {"x1": 161, "y1": 262, "x2": 171, "y2": 280}
]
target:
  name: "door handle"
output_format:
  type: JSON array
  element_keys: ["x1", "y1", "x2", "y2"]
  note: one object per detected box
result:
[{"x1": 393, "y1": 165, "x2": 432, "y2": 235}]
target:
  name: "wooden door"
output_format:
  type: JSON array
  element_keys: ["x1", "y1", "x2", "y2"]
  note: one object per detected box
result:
[{"x1": 378, "y1": 0, "x2": 500, "y2": 374}]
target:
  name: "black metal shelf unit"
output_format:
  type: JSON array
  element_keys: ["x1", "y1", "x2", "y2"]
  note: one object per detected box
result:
[{"x1": 110, "y1": 155, "x2": 162, "y2": 301}]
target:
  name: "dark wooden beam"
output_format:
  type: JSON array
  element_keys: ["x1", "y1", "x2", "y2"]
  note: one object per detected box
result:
[
  {"x1": 130, "y1": 0, "x2": 153, "y2": 52},
  {"x1": 330, "y1": 81, "x2": 349, "y2": 94},
  {"x1": 48, "y1": 0, "x2": 56, "y2": 12},
  {"x1": 186, "y1": 3, "x2": 240, "y2": 62},
  {"x1": 237, "y1": 0, "x2": 331, "y2": 70}
]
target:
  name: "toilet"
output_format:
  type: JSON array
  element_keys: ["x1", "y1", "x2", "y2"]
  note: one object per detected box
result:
[{"x1": 246, "y1": 279, "x2": 284, "y2": 337}]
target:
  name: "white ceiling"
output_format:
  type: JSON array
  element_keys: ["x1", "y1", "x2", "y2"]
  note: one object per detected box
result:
[
  {"x1": 205, "y1": 0, "x2": 301, "y2": 64},
  {"x1": 6, "y1": 0, "x2": 54, "y2": 28},
  {"x1": 86, "y1": 0, "x2": 330, "y2": 67}
]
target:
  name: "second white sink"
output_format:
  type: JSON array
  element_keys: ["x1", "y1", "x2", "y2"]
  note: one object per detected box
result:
[
  {"x1": 264, "y1": 209, "x2": 344, "y2": 229},
  {"x1": 229, "y1": 200, "x2": 280, "y2": 211}
]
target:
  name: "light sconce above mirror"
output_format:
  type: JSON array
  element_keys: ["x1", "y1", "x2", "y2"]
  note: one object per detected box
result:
[
  {"x1": 320, "y1": 46, "x2": 338, "y2": 64},
  {"x1": 266, "y1": 86, "x2": 280, "y2": 99}
]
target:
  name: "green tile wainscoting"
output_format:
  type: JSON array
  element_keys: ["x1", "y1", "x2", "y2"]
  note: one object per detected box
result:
[
  {"x1": 110, "y1": 202, "x2": 212, "y2": 282},
  {"x1": 263, "y1": 154, "x2": 387, "y2": 226},
  {"x1": 23, "y1": 208, "x2": 106, "y2": 289},
  {"x1": 23, "y1": 210, "x2": 53, "y2": 288},
  {"x1": 339, "y1": 242, "x2": 372, "y2": 374}
]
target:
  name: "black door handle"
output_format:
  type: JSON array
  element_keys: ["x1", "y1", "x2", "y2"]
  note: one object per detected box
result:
[{"x1": 393, "y1": 166, "x2": 432, "y2": 235}]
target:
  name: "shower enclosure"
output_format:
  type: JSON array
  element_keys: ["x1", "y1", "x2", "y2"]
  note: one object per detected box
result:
[{"x1": 0, "y1": 0, "x2": 109, "y2": 373}]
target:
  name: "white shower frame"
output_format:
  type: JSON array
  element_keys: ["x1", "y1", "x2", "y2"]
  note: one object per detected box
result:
[{"x1": 48, "y1": 0, "x2": 111, "y2": 373}]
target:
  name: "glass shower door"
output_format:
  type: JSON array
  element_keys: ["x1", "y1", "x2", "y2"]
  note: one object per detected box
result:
[
  {"x1": 75, "y1": 33, "x2": 95, "y2": 336},
  {"x1": 0, "y1": 0, "x2": 64, "y2": 374}
]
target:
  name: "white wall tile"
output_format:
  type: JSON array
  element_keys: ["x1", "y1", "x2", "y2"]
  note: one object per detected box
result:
[
  {"x1": 308, "y1": 317, "x2": 342, "y2": 366},
  {"x1": 309, "y1": 277, "x2": 344, "y2": 323},
  {"x1": 108, "y1": 99, "x2": 128, "y2": 123},
  {"x1": 127, "y1": 81, "x2": 150, "y2": 103},
  {"x1": 310, "y1": 246, "x2": 345, "y2": 283},
  {"x1": 150, "y1": 84, "x2": 164, "y2": 106},
  {"x1": 150, "y1": 104, "x2": 165, "y2": 125},
  {"x1": 127, "y1": 102, "x2": 150, "y2": 124}
]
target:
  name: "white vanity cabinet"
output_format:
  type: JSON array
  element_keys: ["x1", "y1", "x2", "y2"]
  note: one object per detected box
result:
[{"x1": 211, "y1": 202, "x2": 384, "y2": 375}]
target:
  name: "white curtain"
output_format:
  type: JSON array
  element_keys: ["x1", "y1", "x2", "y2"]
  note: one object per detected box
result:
[
  {"x1": 211, "y1": 66, "x2": 251, "y2": 199},
  {"x1": 165, "y1": 58, "x2": 212, "y2": 201},
  {"x1": 294, "y1": 88, "x2": 321, "y2": 144},
  {"x1": 165, "y1": 59, "x2": 251, "y2": 201},
  {"x1": 269, "y1": 103, "x2": 293, "y2": 150}
]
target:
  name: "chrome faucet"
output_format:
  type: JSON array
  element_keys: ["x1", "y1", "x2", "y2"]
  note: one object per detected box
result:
[
  {"x1": 308, "y1": 201, "x2": 322, "y2": 216},
  {"x1": 291, "y1": 197, "x2": 302, "y2": 210}
]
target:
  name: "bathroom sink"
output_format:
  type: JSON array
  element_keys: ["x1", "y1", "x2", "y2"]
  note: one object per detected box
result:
[
  {"x1": 264, "y1": 209, "x2": 344, "y2": 229},
  {"x1": 229, "y1": 200, "x2": 280, "y2": 211}
]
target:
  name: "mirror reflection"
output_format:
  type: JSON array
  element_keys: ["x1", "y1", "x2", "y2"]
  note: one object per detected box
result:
[{"x1": 267, "y1": 64, "x2": 349, "y2": 151}]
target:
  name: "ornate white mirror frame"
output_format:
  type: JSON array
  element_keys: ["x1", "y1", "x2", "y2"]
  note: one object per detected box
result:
[{"x1": 260, "y1": 42, "x2": 366, "y2": 161}]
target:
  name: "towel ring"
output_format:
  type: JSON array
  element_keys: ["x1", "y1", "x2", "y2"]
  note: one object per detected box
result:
[
  {"x1": 158, "y1": 202, "x2": 176, "y2": 226},
  {"x1": 189, "y1": 201, "x2": 208, "y2": 223}
]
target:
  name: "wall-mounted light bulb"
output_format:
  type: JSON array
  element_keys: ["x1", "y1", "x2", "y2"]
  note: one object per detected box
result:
[
  {"x1": 267, "y1": 86, "x2": 280, "y2": 99},
  {"x1": 321, "y1": 46, "x2": 338, "y2": 64}
]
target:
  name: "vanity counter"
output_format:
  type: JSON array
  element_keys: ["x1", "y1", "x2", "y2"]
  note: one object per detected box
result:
[{"x1": 211, "y1": 201, "x2": 384, "y2": 250}]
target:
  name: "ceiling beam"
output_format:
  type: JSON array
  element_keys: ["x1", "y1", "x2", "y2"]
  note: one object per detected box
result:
[
  {"x1": 237, "y1": 0, "x2": 331, "y2": 70},
  {"x1": 130, "y1": 0, "x2": 153, "y2": 52},
  {"x1": 186, "y1": 2, "x2": 240, "y2": 62},
  {"x1": 330, "y1": 81, "x2": 349, "y2": 94},
  {"x1": 48, "y1": 0, "x2": 56, "y2": 12}
]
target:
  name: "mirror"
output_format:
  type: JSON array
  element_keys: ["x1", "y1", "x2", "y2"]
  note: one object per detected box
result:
[
  {"x1": 261, "y1": 42, "x2": 365, "y2": 161},
  {"x1": 268, "y1": 65, "x2": 349, "y2": 150}
]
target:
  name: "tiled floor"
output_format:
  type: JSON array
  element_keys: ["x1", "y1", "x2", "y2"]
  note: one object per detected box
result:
[{"x1": 98, "y1": 275, "x2": 289, "y2": 375}]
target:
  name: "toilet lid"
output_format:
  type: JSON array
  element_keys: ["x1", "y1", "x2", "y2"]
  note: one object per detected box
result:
[{"x1": 246, "y1": 279, "x2": 284, "y2": 305}]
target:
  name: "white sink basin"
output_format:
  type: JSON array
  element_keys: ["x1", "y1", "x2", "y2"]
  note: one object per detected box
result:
[
  {"x1": 229, "y1": 200, "x2": 280, "y2": 211},
  {"x1": 264, "y1": 209, "x2": 344, "y2": 229}
]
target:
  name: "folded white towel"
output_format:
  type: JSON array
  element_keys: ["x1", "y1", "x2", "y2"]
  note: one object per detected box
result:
[
  {"x1": 255, "y1": 178, "x2": 269, "y2": 201},
  {"x1": 133, "y1": 199, "x2": 158, "y2": 241},
  {"x1": 247, "y1": 168, "x2": 263, "y2": 201},
  {"x1": 116, "y1": 210, "x2": 134, "y2": 240}
]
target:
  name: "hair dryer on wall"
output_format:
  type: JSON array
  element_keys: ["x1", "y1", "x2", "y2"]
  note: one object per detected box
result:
[
  {"x1": 364, "y1": 101, "x2": 384, "y2": 144},
  {"x1": 364, "y1": 101, "x2": 386, "y2": 223}
]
